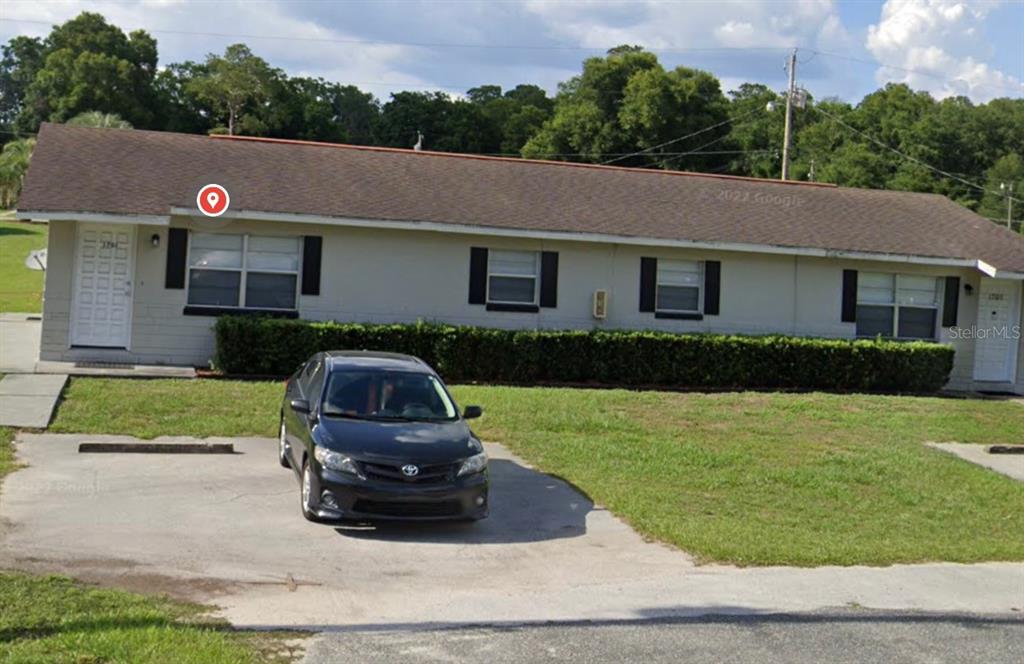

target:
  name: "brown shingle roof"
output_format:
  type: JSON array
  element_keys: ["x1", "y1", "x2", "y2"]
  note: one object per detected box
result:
[{"x1": 17, "y1": 123, "x2": 1024, "y2": 272}]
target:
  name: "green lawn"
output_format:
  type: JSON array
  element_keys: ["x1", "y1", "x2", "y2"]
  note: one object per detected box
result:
[
  {"x1": 0, "y1": 219, "x2": 47, "y2": 313},
  {"x1": 48, "y1": 377, "x2": 1024, "y2": 566},
  {"x1": 0, "y1": 426, "x2": 298, "y2": 662}
]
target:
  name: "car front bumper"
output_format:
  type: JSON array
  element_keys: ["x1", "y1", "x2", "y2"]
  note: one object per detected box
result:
[{"x1": 309, "y1": 465, "x2": 489, "y2": 521}]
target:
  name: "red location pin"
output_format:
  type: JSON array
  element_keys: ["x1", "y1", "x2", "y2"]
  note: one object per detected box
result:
[{"x1": 197, "y1": 184, "x2": 230, "y2": 217}]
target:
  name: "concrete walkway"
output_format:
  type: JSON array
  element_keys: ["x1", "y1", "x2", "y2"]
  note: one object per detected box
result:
[
  {"x1": 0, "y1": 313, "x2": 41, "y2": 374},
  {"x1": 2, "y1": 433, "x2": 1022, "y2": 632},
  {"x1": 928, "y1": 443, "x2": 1024, "y2": 482},
  {"x1": 0, "y1": 374, "x2": 67, "y2": 428}
]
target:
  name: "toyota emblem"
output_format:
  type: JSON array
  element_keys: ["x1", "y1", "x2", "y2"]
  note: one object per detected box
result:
[{"x1": 401, "y1": 464, "x2": 420, "y2": 477}]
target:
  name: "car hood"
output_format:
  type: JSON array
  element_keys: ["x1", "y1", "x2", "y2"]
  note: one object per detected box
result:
[{"x1": 315, "y1": 416, "x2": 481, "y2": 464}]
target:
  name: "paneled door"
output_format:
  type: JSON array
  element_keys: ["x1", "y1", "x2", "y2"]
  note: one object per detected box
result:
[
  {"x1": 70, "y1": 224, "x2": 134, "y2": 348},
  {"x1": 972, "y1": 279, "x2": 1020, "y2": 383}
]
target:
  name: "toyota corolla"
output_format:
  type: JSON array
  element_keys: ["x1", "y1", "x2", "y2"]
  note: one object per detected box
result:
[{"x1": 279, "y1": 351, "x2": 488, "y2": 522}]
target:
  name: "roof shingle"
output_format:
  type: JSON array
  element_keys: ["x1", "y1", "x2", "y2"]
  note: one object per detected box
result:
[{"x1": 17, "y1": 123, "x2": 1024, "y2": 272}]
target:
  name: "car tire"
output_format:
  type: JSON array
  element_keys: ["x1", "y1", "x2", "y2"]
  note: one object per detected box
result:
[
  {"x1": 278, "y1": 418, "x2": 291, "y2": 469},
  {"x1": 300, "y1": 457, "x2": 318, "y2": 522}
]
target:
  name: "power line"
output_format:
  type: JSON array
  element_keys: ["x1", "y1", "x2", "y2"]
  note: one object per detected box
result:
[
  {"x1": 813, "y1": 104, "x2": 1024, "y2": 205},
  {"x1": 0, "y1": 17, "x2": 791, "y2": 54},
  {"x1": 808, "y1": 49, "x2": 1024, "y2": 95},
  {"x1": 5, "y1": 16, "x2": 1021, "y2": 97},
  {"x1": 601, "y1": 107, "x2": 762, "y2": 166}
]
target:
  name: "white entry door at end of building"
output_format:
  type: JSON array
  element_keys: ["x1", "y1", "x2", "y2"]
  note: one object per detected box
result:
[
  {"x1": 70, "y1": 224, "x2": 134, "y2": 348},
  {"x1": 972, "y1": 279, "x2": 1021, "y2": 383}
]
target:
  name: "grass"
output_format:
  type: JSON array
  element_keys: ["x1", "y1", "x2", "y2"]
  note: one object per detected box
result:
[
  {"x1": 0, "y1": 572, "x2": 295, "y2": 663},
  {"x1": 0, "y1": 425, "x2": 299, "y2": 661},
  {"x1": 0, "y1": 219, "x2": 47, "y2": 313},
  {"x1": 50, "y1": 377, "x2": 283, "y2": 439},
  {"x1": 47, "y1": 377, "x2": 1024, "y2": 566}
]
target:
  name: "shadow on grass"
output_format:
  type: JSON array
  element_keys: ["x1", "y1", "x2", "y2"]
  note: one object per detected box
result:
[{"x1": 0, "y1": 226, "x2": 41, "y2": 237}]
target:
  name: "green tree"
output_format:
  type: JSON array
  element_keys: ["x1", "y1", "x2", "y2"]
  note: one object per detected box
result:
[
  {"x1": 978, "y1": 153, "x2": 1024, "y2": 231},
  {"x1": 152, "y1": 61, "x2": 215, "y2": 135},
  {"x1": 0, "y1": 137, "x2": 36, "y2": 208},
  {"x1": 725, "y1": 83, "x2": 782, "y2": 178},
  {"x1": 0, "y1": 36, "x2": 45, "y2": 131},
  {"x1": 466, "y1": 83, "x2": 554, "y2": 154},
  {"x1": 376, "y1": 91, "x2": 490, "y2": 153},
  {"x1": 522, "y1": 47, "x2": 729, "y2": 171},
  {"x1": 185, "y1": 44, "x2": 277, "y2": 135},
  {"x1": 66, "y1": 110, "x2": 132, "y2": 128},
  {"x1": 15, "y1": 12, "x2": 158, "y2": 132}
]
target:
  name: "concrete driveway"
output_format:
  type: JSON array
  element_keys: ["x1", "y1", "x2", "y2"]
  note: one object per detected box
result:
[{"x1": 1, "y1": 433, "x2": 1022, "y2": 631}]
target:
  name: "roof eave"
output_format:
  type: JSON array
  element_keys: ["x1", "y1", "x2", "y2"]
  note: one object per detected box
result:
[
  {"x1": 15, "y1": 210, "x2": 170, "y2": 226},
  {"x1": 168, "y1": 206, "x2": 986, "y2": 270}
]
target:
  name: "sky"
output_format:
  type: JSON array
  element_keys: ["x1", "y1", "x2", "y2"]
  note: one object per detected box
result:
[{"x1": 1, "y1": 0, "x2": 1021, "y2": 105}]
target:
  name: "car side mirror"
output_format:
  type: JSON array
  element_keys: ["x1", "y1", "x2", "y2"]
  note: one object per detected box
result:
[
  {"x1": 290, "y1": 399, "x2": 311, "y2": 414},
  {"x1": 462, "y1": 405, "x2": 483, "y2": 419}
]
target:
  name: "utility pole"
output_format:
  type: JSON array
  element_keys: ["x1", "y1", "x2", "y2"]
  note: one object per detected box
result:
[
  {"x1": 781, "y1": 48, "x2": 797, "y2": 181},
  {"x1": 1001, "y1": 182, "x2": 1014, "y2": 229}
]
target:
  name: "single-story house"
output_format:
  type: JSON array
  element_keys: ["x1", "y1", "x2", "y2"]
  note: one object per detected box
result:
[{"x1": 16, "y1": 123, "x2": 1024, "y2": 393}]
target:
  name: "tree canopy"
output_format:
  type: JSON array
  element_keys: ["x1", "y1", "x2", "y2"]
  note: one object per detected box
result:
[{"x1": 0, "y1": 11, "x2": 1021, "y2": 230}]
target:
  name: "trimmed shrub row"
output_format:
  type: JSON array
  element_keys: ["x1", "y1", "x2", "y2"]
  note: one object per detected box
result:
[{"x1": 213, "y1": 316, "x2": 955, "y2": 392}]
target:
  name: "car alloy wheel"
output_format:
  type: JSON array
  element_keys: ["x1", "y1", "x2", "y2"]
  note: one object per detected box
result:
[
  {"x1": 301, "y1": 460, "x2": 315, "y2": 520},
  {"x1": 278, "y1": 419, "x2": 290, "y2": 468}
]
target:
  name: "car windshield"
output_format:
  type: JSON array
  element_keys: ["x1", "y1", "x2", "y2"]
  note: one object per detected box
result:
[{"x1": 321, "y1": 370, "x2": 458, "y2": 421}]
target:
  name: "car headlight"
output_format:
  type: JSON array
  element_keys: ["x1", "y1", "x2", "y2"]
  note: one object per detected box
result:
[
  {"x1": 457, "y1": 451, "x2": 488, "y2": 477},
  {"x1": 314, "y1": 446, "x2": 360, "y2": 476}
]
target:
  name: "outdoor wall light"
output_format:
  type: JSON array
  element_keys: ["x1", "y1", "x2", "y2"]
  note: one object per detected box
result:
[
  {"x1": 964, "y1": 283, "x2": 974, "y2": 296},
  {"x1": 150, "y1": 233, "x2": 160, "y2": 248}
]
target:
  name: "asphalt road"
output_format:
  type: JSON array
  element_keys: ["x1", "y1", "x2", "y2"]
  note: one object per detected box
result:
[{"x1": 301, "y1": 610, "x2": 1024, "y2": 663}]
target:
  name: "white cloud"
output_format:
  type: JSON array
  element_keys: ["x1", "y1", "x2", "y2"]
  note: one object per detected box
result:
[
  {"x1": 523, "y1": 0, "x2": 851, "y2": 53},
  {"x1": 866, "y1": 0, "x2": 1024, "y2": 101}
]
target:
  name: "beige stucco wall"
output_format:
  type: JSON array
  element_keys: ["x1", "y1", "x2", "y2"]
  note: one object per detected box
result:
[{"x1": 38, "y1": 217, "x2": 1021, "y2": 392}]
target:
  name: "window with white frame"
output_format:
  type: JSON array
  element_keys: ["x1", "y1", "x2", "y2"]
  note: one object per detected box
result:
[
  {"x1": 656, "y1": 260, "x2": 703, "y2": 313},
  {"x1": 487, "y1": 250, "x2": 538, "y2": 304},
  {"x1": 187, "y1": 233, "x2": 300, "y2": 310},
  {"x1": 856, "y1": 272, "x2": 939, "y2": 340}
]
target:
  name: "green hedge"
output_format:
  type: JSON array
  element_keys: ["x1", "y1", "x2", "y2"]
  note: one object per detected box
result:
[{"x1": 213, "y1": 316, "x2": 955, "y2": 392}]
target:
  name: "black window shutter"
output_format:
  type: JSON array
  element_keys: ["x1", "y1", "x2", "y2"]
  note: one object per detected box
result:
[
  {"x1": 639, "y1": 257, "x2": 657, "y2": 312},
  {"x1": 539, "y1": 251, "x2": 559, "y2": 308},
  {"x1": 703, "y1": 260, "x2": 721, "y2": 315},
  {"x1": 469, "y1": 247, "x2": 488, "y2": 304},
  {"x1": 841, "y1": 269, "x2": 858, "y2": 322},
  {"x1": 301, "y1": 236, "x2": 323, "y2": 296},
  {"x1": 165, "y1": 228, "x2": 188, "y2": 289},
  {"x1": 942, "y1": 277, "x2": 960, "y2": 327}
]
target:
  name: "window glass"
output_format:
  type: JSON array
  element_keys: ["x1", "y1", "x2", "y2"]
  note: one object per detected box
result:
[
  {"x1": 489, "y1": 276, "x2": 535, "y2": 303},
  {"x1": 247, "y1": 236, "x2": 300, "y2": 271},
  {"x1": 897, "y1": 307, "x2": 937, "y2": 339},
  {"x1": 656, "y1": 260, "x2": 701, "y2": 312},
  {"x1": 246, "y1": 273, "x2": 297, "y2": 309},
  {"x1": 658, "y1": 260, "x2": 701, "y2": 286},
  {"x1": 190, "y1": 233, "x2": 243, "y2": 268},
  {"x1": 657, "y1": 285, "x2": 700, "y2": 312},
  {"x1": 857, "y1": 272, "x2": 895, "y2": 304},
  {"x1": 187, "y1": 270, "x2": 240, "y2": 306},
  {"x1": 856, "y1": 305, "x2": 894, "y2": 337},
  {"x1": 489, "y1": 250, "x2": 536, "y2": 276},
  {"x1": 897, "y1": 276, "x2": 938, "y2": 306},
  {"x1": 323, "y1": 371, "x2": 457, "y2": 421},
  {"x1": 303, "y1": 361, "x2": 325, "y2": 401}
]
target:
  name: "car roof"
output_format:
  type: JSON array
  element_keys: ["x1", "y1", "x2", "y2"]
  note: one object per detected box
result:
[{"x1": 322, "y1": 350, "x2": 433, "y2": 373}]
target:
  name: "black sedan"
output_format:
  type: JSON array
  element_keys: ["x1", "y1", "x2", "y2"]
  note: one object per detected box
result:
[{"x1": 279, "y1": 351, "x2": 488, "y2": 522}]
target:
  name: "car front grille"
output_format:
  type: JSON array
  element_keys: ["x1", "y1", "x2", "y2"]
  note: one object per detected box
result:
[
  {"x1": 352, "y1": 499, "x2": 462, "y2": 518},
  {"x1": 359, "y1": 461, "x2": 455, "y2": 484}
]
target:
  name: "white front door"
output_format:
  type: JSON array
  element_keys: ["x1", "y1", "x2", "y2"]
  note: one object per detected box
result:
[
  {"x1": 71, "y1": 224, "x2": 134, "y2": 348},
  {"x1": 972, "y1": 279, "x2": 1021, "y2": 383}
]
